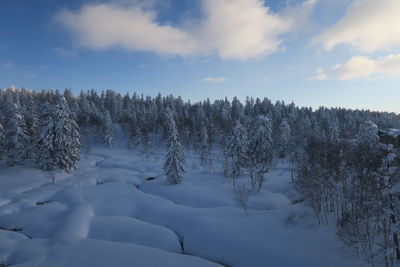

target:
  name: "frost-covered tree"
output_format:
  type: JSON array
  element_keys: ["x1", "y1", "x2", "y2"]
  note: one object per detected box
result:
[
  {"x1": 248, "y1": 115, "x2": 273, "y2": 191},
  {"x1": 0, "y1": 122, "x2": 5, "y2": 159},
  {"x1": 199, "y1": 120, "x2": 212, "y2": 169},
  {"x1": 102, "y1": 110, "x2": 113, "y2": 148},
  {"x1": 277, "y1": 119, "x2": 292, "y2": 157},
  {"x1": 226, "y1": 120, "x2": 248, "y2": 189},
  {"x1": 163, "y1": 108, "x2": 185, "y2": 184},
  {"x1": 6, "y1": 103, "x2": 28, "y2": 165},
  {"x1": 36, "y1": 102, "x2": 55, "y2": 170},
  {"x1": 358, "y1": 120, "x2": 379, "y2": 144},
  {"x1": 36, "y1": 97, "x2": 80, "y2": 172}
]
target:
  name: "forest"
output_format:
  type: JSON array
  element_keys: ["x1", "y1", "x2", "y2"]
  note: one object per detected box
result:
[{"x1": 0, "y1": 87, "x2": 400, "y2": 266}]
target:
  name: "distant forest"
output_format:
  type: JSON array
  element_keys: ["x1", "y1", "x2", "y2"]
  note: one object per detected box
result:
[{"x1": 0, "y1": 87, "x2": 400, "y2": 266}]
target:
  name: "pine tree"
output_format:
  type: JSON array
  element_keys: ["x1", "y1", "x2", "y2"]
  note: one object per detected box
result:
[
  {"x1": 36, "y1": 102, "x2": 56, "y2": 171},
  {"x1": 199, "y1": 120, "x2": 212, "y2": 169},
  {"x1": 36, "y1": 97, "x2": 81, "y2": 172},
  {"x1": 277, "y1": 119, "x2": 292, "y2": 158},
  {"x1": 248, "y1": 115, "x2": 273, "y2": 191},
  {"x1": 6, "y1": 103, "x2": 28, "y2": 166},
  {"x1": 163, "y1": 108, "x2": 185, "y2": 184},
  {"x1": 0, "y1": 122, "x2": 5, "y2": 159},
  {"x1": 226, "y1": 120, "x2": 248, "y2": 189},
  {"x1": 102, "y1": 110, "x2": 114, "y2": 148}
]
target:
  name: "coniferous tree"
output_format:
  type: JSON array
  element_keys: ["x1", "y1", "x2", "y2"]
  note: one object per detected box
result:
[
  {"x1": 0, "y1": 122, "x2": 5, "y2": 159},
  {"x1": 248, "y1": 115, "x2": 273, "y2": 191},
  {"x1": 6, "y1": 103, "x2": 28, "y2": 166},
  {"x1": 36, "y1": 102, "x2": 55, "y2": 170},
  {"x1": 36, "y1": 97, "x2": 80, "y2": 172},
  {"x1": 226, "y1": 120, "x2": 248, "y2": 189},
  {"x1": 102, "y1": 110, "x2": 114, "y2": 148},
  {"x1": 277, "y1": 119, "x2": 292, "y2": 158},
  {"x1": 163, "y1": 108, "x2": 185, "y2": 184}
]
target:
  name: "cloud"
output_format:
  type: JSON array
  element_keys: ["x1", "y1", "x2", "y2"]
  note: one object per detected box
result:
[
  {"x1": 313, "y1": 0, "x2": 400, "y2": 53},
  {"x1": 1, "y1": 62, "x2": 13, "y2": 68},
  {"x1": 55, "y1": 4, "x2": 197, "y2": 56},
  {"x1": 199, "y1": 0, "x2": 290, "y2": 59},
  {"x1": 52, "y1": 47, "x2": 78, "y2": 57},
  {"x1": 308, "y1": 67, "x2": 329, "y2": 80},
  {"x1": 55, "y1": 0, "x2": 292, "y2": 60},
  {"x1": 202, "y1": 76, "x2": 227, "y2": 82},
  {"x1": 315, "y1": 54, "x2": 400, "y2": 80},
  {"x1": 332, "y1": 54, "x2": 400, "y2": 80}
]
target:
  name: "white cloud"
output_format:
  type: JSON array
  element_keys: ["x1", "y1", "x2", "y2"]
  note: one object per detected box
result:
[
  {"x1": 199, "y1": 0, "x2": 290, "y2": 59},
  {"x1": 314, "y1": 0, "x2": 400, "y2": 53},
  {"x1": 1, "y1": 62, "x2": 13, "y2": 68},
  {"x1": 332, "y1": 54, "x2": 400, "y2": 80},
  {"x1": 202, "y1": 76, "x2": 227, "y2": 82},
  {"x1": 55, "y1": 4, "x2": 197, "y2": 56},
  {"x1": 55, "y1": 0, "x2": 292, "y2": 60},
  {"x1": 52, "y1": 47, "x2": 78, "y2": 57},
  {"x1": 314, "y1": 54, "x2": 400, "y2": 80},
  {"x1": 308, "y1": 68, "x2": 329, "y2": 80}
]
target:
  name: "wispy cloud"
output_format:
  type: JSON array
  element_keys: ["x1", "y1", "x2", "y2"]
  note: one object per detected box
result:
[
  {"x1": 313, "y1": 0, "x2": 400, "y2": 53},
  {"x1": 309, "y1": 67, "x2": 329, "y2": 80},
  {"x1": 313, "y1": 54, "x2": 400, "y2": 81},
  {"x1": 1, "y1": 62, "x2": 13, "y2": 68},
  {"x1": 202, "y1": 76, "x2": 227, "y2": 82},
  {"x1": 52, "y1": 47, "x2": 78, "y2": 57},
  {"x1": 55, "y1": 0, "x2": 293, "y2": 60}
]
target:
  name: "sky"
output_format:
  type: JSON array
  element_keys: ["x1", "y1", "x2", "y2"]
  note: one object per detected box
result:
[{"x1": 0, "y1": 0, "x2": 399, "y2": 112}]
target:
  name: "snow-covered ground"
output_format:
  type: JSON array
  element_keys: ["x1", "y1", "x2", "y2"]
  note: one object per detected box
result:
[{"x1": 0, "y1": 140, "x2": 363, "y2": 266}]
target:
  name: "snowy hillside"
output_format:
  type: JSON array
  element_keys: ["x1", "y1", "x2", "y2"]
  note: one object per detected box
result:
[{"x1": 0, "y1": 143, "x2": 361, "y2": 267}]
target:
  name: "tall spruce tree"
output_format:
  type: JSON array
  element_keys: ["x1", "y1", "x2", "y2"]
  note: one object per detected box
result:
[
  {"x1": 277, "y1": 119, "x2": 292, "y2": 157},
  {"x1": 102, "y1": 110, "x2": 114, "y2": 148},
  {"x1": 36, "y1": 102, "x2": 55, "y2": 170},
  {"x1": 36, "y1": 97, "x2": 80, "y2": 172},
  {"x1": 163, "y1": 108, "x2": 185, "y2": 184},
  {"x1": 226, "y1": 120, "x2": 248, "y2": 189},
  {"x1": 6, "y1": 103, "x2": 28, "y2": 165},
  {"x1": 0, "y1": 122, "x2": 5, "y2": 159},
  {"x1": 248, "y1": 115, "x2": 273, "y2": 191}
]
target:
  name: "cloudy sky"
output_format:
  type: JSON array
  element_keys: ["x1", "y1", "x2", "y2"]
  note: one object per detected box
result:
[{"x1": 1, "y1": 0, "x2": 399, "y2": 112}]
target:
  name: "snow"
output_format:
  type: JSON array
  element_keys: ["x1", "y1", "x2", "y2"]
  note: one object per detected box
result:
[{"x1": 0, "y1": 143, "x2": 363, "y2": 266}]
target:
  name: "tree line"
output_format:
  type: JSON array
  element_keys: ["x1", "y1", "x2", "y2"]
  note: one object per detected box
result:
[{"x1": 0, "y1": 87, "x2": 400, "y2": 265}]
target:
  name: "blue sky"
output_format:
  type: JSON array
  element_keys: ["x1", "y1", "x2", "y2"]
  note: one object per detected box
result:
[{"x1": 0, "y1": 0, "x2": 399, "y2": 112}]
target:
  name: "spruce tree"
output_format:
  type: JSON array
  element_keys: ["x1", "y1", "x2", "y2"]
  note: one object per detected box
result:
[
  {"x1": 36, "y1": 102, "x2": 55, "y2": 170},
  {"x1": 277, "y1": 119, "x2": 292, "y2": 158},
  {"x1": 36, "y1": 97, "x2": 81, "y2": 172},
  {"x1": 102, "y1": 110, "x2": 114, "y2": 148},
  {"x1": 0, "y1": 122, "x2": 5, "y2": 159},
  {"x1": 163, "y1": 108, "x2": 185, "y2": 184},
  {"x1": 6, "y1": 103, "x2": 28, "y2": 166},
  {"x1": 248, "y1": 115, "x2": 273, "y2": 191},
  {"x1": 226, "y1": 120, "x2": 248, "y2": 189}
]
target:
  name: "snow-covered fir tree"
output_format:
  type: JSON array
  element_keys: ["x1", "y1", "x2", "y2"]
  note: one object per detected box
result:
[
  {"x1": 226, "y1": 120, "x2": 248, "y2": 189},
  {"x1": 102, "y1": 110, "x2": 114, "y2": 148},
  {"x1": 5, "y1": 103, "x2": 29, "y2": 166},
  {"x1": 163, "y1": 108, "x2": 185, "y2": 184},
  {"x1": 358, "y1": 120, "x2": 379, "y2": 144},
  {"x1": 36, "y1": 97, "x2": 80, "y2": 172},
  {"x1": 277, "y1": 119, "x2": 292, "y2": 157},
  {"x1": 36, "y1": 102, "x2": 55, "y2": 171},
  {"x1": 248, "y1": 115, "x2": 273, "y2": 191},
  {"x1": 0, "y1": 122, "x2": 5, "y2": 159}
]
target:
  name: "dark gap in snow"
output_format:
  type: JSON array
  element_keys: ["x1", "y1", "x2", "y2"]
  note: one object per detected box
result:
[
  {"x1": 182, "y1": 252, "x2": 231, "y2": 267},
  {"x1": 0, "y1": 226, "x2": 22, "y2": 233},
  {"x1": 36, "y1": 200, "x2": 51, "y2": 205},
  {"x1": 0, "y1": 226, "x2": 32, "y2": 239},
  {"x1": 291, "y1": 198, "x2": 305, "y2": 205}
]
